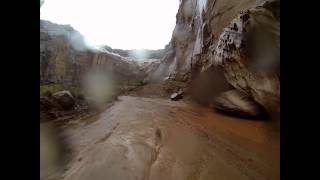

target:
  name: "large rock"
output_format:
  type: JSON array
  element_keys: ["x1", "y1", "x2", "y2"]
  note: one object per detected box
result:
[
  {"x1": 170, "y1": 89, "x2": 184, "y2": 101},
  {"x1": 214, "y1": 90, "x2": 266, "y2": 118},
  {"x1": 52, "y1": 91, "x2": 75, "y2": 110}
]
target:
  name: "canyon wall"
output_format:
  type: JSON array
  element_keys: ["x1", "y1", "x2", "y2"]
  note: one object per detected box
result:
[
  {"x1": 153, "y1": 0, "x2": 280, "y2": 115},
  {"x1": 40, "y1": 0, "x2": 280, "y2": 117},
  {"x1": 40, "y1": 20, "x2": 145, "y2": 88}
]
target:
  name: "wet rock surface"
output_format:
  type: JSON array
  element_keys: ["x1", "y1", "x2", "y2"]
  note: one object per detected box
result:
[
  {"x1": 48, "y1": 96, "x2": 279, "y2": 180},
  {"x1": 151, "y1": 0, "x2": 280, "y2": 116},
  {"x1": 214, "y1": 89, "x2": 267, "y2": 118},
  {"x1": 212, "y1": 1, "x2": 280, "y2": 113}
]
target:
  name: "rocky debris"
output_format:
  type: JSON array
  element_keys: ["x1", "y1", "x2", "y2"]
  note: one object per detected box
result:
[
  {"x1": 52, "y1": 91, "x2": 76, "y2": 110},
  {"x1": 170, "y1": 89, "x2": 184, "y2": 101},
  {"x1": 129, "y1": 80, "x2": 187, "y2": 99},
  {"x1": 214, "y1": 90, "x2": 266, "y2": 118},
  {"x1": 40, "y1": 90, "x2": 90, "y2": 123}
]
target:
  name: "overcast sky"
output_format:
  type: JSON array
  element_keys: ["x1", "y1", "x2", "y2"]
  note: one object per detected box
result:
[{"x1": 40, "y1": 0, "x2": 179, "y2": 50}]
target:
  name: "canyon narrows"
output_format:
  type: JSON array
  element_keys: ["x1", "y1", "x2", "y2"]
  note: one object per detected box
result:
[{"x1": 40, "y1": 0, "x2": 280, "y2": 180}]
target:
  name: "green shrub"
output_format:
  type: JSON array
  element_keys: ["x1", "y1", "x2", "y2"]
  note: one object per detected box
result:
[
  {"x1": 40, "y1": 84, "x2": 64, "y2": 96},
  {"x1": 40, "y1": 84, "x2": 83, "y2": 98}
]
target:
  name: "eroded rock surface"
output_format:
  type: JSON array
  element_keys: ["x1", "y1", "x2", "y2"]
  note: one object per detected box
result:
[
  {"x1": 212, "y1": 1, "x2": 280, "y2": 113},
  {"x1": 150, "y1": 0, "x2": 280, "y2": 117}
]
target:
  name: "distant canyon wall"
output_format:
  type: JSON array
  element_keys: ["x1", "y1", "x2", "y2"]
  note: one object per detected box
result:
[
  {"x1": 40, "y1": 20, "x2": 145, "y2": 87},
  {"x1": 107, "y1": 48, "x2": 166, "y2": 60}
]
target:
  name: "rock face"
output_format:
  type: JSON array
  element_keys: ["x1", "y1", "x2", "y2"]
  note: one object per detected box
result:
[
  {"x1": 152, "y1": 0, "x2": 280, "y2": 116},
  {"x1": 211, "y1": 1, "x2": 280, "y2": 114},
  {"x1": 40, "y1": 20, "x2": 145, "y2": 88},
  {"x1": 145, "y1": 43, "x2": 177, "y2": 82},
  {"x1": 40, "y1": 20, "x2": 150, "y2": 122}
]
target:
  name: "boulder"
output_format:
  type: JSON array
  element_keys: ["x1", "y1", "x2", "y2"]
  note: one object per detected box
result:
[
  {"x1": 214, "y1": 90, "x2": 266, "y2": 118},
  {"x1": 52, "y1": 90, "x2": 75, "y2": 110},
  {"x1": 170, "y1": 89, "x2": 184, "y2": 101}
]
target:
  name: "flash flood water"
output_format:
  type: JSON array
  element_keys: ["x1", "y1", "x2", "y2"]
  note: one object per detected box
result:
[{"x1": 42, "y1": 96, "x2": 279, "y2": 180}]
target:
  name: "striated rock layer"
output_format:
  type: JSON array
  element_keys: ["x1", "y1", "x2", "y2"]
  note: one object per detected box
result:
[
  {"x1": 152, "y1": 0, "x2": 280, "y2": 116},
  {"x1": 40, "y1": 20, "x2": 145, "y2": 88}
]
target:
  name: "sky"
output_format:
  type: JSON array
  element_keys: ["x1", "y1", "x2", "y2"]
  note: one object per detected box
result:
[{"x1": 40, "y1": 0, "x2": 180, "y2": 50}]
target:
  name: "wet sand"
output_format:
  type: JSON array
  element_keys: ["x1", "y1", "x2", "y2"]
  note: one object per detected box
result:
[{"x1": 56, "y1": 96, "x2": 279, "y2": 180}]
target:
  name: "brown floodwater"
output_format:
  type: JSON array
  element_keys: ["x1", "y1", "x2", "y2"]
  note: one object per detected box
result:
[{"x1": 44, "y1": 96, "x2": 279, "y2": 180}]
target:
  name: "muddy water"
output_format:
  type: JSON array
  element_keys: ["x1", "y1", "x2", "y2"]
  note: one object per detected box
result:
[{"x1": 58, "y1": 96, "x2": 279, "y2": 180}]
